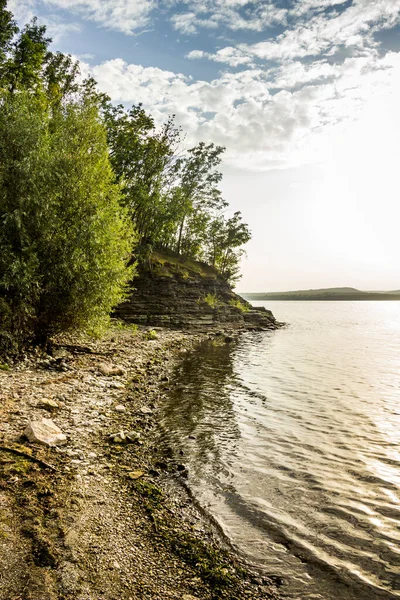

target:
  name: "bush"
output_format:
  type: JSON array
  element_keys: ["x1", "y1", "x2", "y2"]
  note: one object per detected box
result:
[
  {"x1": 228, "y1": 298, "x2": 249, "y2": 313},
  {"x1": 203, "y1": 293, "x2": 219, "y2": 308},
  {"x1": 146, "y1": 329, "x2": 158, "y2": 340},
  {"x1": 0, "y1": 91, "x2": 135, "y2": 349}
]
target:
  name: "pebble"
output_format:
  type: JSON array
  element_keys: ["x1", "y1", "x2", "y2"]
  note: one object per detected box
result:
[
  {"x1": 109, "y1": 381, "x2": 124, "y2": 390},
  {"x1": 38, "y1": 398, "x2": 59, "y2": 411},
  {"x1": 98, "y1": 363, "x2": 125, "y2": 377},
  {"x1": 110, "y1": 431, "x2": 126, "y2": 444},
  {"x1": 115, "y1": 404, "x2": 127, "y2": 413},
  {"x1": 24, "y1": 418, "x2": 67, "y2": 446},
  {"x1": 128, "y1": 470, "x2": 144, "y2": 480}
]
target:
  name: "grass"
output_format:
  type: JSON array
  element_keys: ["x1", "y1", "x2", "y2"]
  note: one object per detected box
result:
[
  {"x1": 146, "y1": 329, "x2": 158, "y2": 340},
  {"x1": 111, "y1": 319, "x2": 138, "y2": 333},
  {"x1": 203, "y1": 293, "x2": 219, "y2": 309},
  {"x1": 131, "y1": 476, "x2": 246, "y2": 598},
  {"x1": 151, "y1": 250, "x2": 218, "y2": 280},
  {"x1": 228, "y1": 298, "x2": 249, "y2": 313}
]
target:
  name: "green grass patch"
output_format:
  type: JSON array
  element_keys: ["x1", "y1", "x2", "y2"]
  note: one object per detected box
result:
[
  {"x1": 228, "y1": 299, "x2": 249, "y2": 313},
  {"x1": 202, "y1": 293, "x2": 219, "y2": 309},
  {"x1": 146, "y1": 329, "x2": 158, "y2": 340}
]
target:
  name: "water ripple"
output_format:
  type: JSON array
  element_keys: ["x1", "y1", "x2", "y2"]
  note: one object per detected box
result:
[{"x1": 159, "y1": 301, "x2": 400, "y2": 600}]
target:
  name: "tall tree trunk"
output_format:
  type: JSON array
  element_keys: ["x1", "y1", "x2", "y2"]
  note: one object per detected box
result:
[{"x1": 176, "y1": 215, "x2": 185, "y2": 255}]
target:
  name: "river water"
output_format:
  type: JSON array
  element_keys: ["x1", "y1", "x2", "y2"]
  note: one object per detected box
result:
[{"x1": 159, "y1": 301, "x2": 400, "y2": 599}]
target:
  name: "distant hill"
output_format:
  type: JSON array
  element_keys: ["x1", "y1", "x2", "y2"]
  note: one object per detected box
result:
[{"x1": 241, "y1": 287, "x2": 400, "y2": 301}]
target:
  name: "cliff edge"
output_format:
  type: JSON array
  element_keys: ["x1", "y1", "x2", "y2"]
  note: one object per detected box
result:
[{"x1": 115, "y1": 251, "x2": 278, "y2": 330}]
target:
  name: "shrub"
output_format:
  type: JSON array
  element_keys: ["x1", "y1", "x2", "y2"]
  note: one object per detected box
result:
[
  {"x1": 203, "y1": 293, "x2": 219, "y2": 308},
  {"x1": 146, "y1": 329, "x2": 158, "y2": 340},
  {"x1": 228, "y1": 298, "x2": 249, "y2": 313},
  {"x1": 0, "y1": 91, "x2": 135, "y2": 349}
]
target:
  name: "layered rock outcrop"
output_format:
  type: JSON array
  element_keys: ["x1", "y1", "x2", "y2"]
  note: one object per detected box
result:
[{"x1": 115, "y1": 251, "x2": 278, "y2": 330}]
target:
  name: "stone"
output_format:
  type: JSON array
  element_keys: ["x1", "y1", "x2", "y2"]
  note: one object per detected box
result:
[
  {"x1": 128, "y1": 470, "x2": 144, "y2": 480},
  {"x1": 109, "y1": 431, "x2": 126, "y2": 444},
  {"x1": 98, "y1": 363, "x2": 124, "y2": 377},
  {"x1": 38, "y1": 398, "x2": 59, "y2": 412},
  {"x1": 139, "y1": 406, "x2": 152, "y2": 415},
  {"x1": 114, "y1": 404, "x2": 127, "y2": 413},
  {"x1": 126, "y1": 431, "x2": 141, "y2": 443},
  {"x1": 24, "y1": 418, "x2": 67, "y2": 446},
  {"x1": 109, "y1": 381, "x2": 124, "y2": 390}
]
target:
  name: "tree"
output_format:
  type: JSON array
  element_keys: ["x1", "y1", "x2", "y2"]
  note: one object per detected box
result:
[
  {"x1": 172, "y1": 142, "x2": 227, "y2": 255},
  {"x1": 3, "y1": 17, "x2": 51, "y2": 92},
  {"x1": 43, "y1": 51, "x2": 80, "y2": 107},
  {"x1": 0, "y1": 90, "x2": 135, "y2": 349},
  {"x1": 0, "y1": 0, "x2": 17, "y2": 88},
  {"x1": 0, "y1": 1, "x2": 16, "y2": 61},
  {"x1": 104, "y1": 103, "x2": 182, "y2": 249},
  {"x1": 206, "y1": 212, "x2": 251, "y2": 284}
]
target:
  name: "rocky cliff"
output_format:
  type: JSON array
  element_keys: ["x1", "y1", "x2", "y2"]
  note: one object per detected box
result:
[{"x1": 115, "y1": 251, "x2": 278, "y2": 330}]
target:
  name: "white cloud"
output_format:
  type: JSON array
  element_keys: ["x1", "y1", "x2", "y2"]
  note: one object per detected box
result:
[
  {"x1": 8, "y1": 0, "x2": 36, "y2": 24},
  {"x1": 187, "y1": 46, "x2": 253, "y2": 67},
  {"x1": 8, "y1": 0, "x2": 81, "y2": 42},
  {"x1": 10, "y1": 0, "x2": 155, "y2": 34},
  {"x1": 80, "y1": 49, "x2": 400, "y2": 170},
  {"x1": 187, "y1": 0, "x2": 400, "y2": 63},
  {"x1": 171, "y1": 0, "x2": 287, "y2": 34}
]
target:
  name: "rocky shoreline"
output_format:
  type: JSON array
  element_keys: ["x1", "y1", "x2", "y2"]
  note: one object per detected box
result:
[{"x1": 0, "y1": 324, "x2": 280, "y2": 600}]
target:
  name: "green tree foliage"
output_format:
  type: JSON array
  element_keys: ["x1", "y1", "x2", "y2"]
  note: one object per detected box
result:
[
  {"x1": 103, "y1": 104, "x2": 241, "y2": 271},
  {"x1": 43, "y1": 51, "x2": 80, "y2": 107},
  {"x1": 3, "y1": 17, "x2": 51, "y2": 92},
  {"x1": 172, "y1": 142, "x2": 227, "y2": 255},
  {"x1": 0, "y1": 0, "x2": 16, "y2": 60},
  {"x1": 104, "y1": 103, "x2": 181, "y2": 248},
  {"x1": 0, "y1": 90, "x2": 135, "y2": 349},
  {"x1": 207, "y1": 212, "x2": 251, "y2": 283},
  {"x1": 0, "y1": 0, "x2": 253, "y2": 354}
]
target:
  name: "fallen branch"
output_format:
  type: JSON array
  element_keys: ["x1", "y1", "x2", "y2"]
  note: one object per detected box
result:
[{"x1": 0, "y1": 446, "x2": 57, "y2": 472}]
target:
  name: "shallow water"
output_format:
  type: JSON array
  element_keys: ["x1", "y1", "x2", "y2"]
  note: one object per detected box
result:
[{"x1": 159, "y1": 301, "x2": 400, "y2": 599}]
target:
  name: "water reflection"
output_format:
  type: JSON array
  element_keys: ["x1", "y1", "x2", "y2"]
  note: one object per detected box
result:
[
  {"x1": 160, "y1": 340, "x2": 241, "y2": 483},
  {"x1": 160, "y1": 302, "x2": 400, "y2": 600}
]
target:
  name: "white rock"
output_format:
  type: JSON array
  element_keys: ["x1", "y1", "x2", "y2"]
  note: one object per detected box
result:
[
  {"x1": 38, "y1": 398, "x2": 59, "y2": 411},
  {"x1": 24, "y1": 418, "x2": 67, "y2": 446},
  {"x1": 115, "y1": 404, "x2": 126, "y2": 413},
  {"x1": 98, "y1": 363, "x2": 124, "y2": 377}
]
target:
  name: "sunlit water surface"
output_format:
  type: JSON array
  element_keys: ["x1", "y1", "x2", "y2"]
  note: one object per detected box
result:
[{"x1": 159, "y1": 302, "x2": 400, "y2": 599}]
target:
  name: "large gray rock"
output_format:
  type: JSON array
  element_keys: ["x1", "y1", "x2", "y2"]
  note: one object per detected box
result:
[{"x1": 24, "y1": 418, "x2": 67, "y2": 446}]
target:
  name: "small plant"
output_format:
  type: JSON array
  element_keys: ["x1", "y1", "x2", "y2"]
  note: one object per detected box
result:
[
  {"x1": 112, "y1": 319, "x2": 138, "y2": 333},
  {"x1": 229, "y1": 298, "x2": 249, "y2": 313},
  {"x1": 203, "y1": 293, "x2": 219, "y2": 308},
  {"x1": 0, "y1": 363, "x2": 9, "y2": 371},
  {"x1": 146, "y1": 329, "x2": 158, "y2": 340}
]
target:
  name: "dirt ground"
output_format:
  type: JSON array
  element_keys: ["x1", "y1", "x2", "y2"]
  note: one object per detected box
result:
[{"x1": 0, "y1": 325, "x2": 280, "y2": 600}]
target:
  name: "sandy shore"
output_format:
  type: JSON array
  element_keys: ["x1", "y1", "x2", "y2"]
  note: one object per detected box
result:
[{"x1": 0, "y1": 325, "x2": 280, "y2": 600}]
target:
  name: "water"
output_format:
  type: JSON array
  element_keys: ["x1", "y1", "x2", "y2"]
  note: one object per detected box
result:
[{"x1": 159, "y1": 302, "x2": 400, "y2": 599}]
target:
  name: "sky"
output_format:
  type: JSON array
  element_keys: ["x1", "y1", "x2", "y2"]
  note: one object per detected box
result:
[{"x1": 8, "y1": 0, "x2": 400, "y2": 292}]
